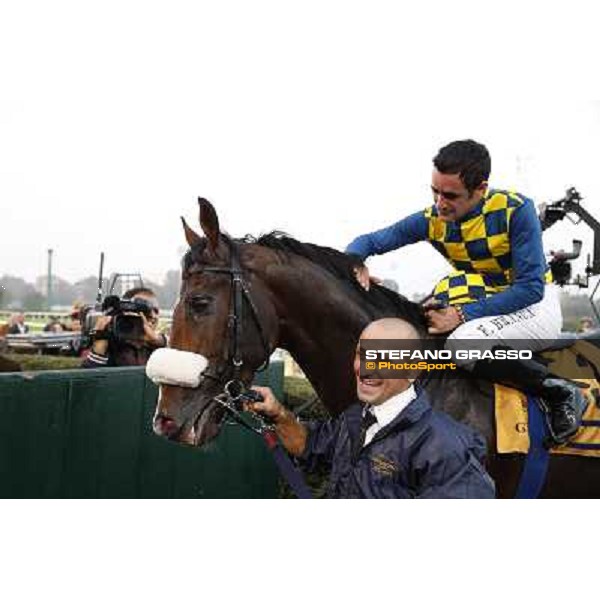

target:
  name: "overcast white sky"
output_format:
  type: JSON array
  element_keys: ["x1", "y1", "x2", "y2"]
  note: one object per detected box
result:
[{"x1": 1, "y1": 1, "x2": 599, "y2": 298}]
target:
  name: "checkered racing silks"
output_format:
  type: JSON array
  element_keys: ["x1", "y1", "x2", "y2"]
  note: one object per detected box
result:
[{"x1": 428, "y1": 190, "x2": 552, "y2": 305}]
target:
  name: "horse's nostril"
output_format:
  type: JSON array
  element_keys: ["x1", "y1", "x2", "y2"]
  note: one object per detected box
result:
[{"x1": 153, "y1": 414, "x2": 179, "y2": 438}]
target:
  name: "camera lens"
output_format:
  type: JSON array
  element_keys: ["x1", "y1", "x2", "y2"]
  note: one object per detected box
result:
[{"x1": 114, "y1": 315, "x2": 144, "y2": 340}]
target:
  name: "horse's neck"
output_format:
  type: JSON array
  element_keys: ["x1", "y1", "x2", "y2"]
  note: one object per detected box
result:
[
  {"x1": 280, "y1": 320, "x2": 358, "y2": 415},
  {"x1": 265, "y1": 261, "x2": 370, "y2": 414}
]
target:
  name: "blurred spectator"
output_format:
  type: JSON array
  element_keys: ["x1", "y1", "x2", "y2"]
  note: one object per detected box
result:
[
  {"x1": 7, "y1": 312, "x2": 29, "y2": 334},
  {"x1": 44, "y1": 317, "x2": 67, "y2": 333},
  {"x1": 66, "y1": 301, "x2": 84, "y2": 332},
  {"x1": 0, "y1": 326, "x2": 8, "y2": 355},
  {"x1": 577, "y1": 317, "x2": 595, "y2": 334}
]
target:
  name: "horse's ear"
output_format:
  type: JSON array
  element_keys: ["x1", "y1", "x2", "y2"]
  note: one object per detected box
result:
[
  {"x1": 198, "y1": 197, "x2": 221, "y2": 252},
  {"x1": 181, "y1": 216, "x2": 202, "y2": 247}
]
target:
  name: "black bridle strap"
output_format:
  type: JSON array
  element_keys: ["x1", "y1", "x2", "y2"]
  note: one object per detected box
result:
[
  {"x1": 200, "y1": 238, "x2": 271, "y2": 380},
  {"x1": 238, "y1": 277, "x2": 271, "y2": 371}
]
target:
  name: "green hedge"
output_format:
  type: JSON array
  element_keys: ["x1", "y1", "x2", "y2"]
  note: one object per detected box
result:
[{"x1": 1, "y1": 353, "x2": 81, "y2": 371}]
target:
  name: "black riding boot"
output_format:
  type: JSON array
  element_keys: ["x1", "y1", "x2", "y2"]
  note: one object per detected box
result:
[{"x1": 470, "y1": 357, "x2": 587, "y2": 446}]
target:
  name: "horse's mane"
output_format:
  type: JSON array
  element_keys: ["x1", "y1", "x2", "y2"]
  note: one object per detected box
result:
[
  {"x1": 250, "y1": 232, "x2": 427, "y2": 330},
  {"x1": 252, "y1": 232, "x2": 362, "y2": 282},
  {"x1": 182, "y1": 231, "x2": 427, "y2": 330}
]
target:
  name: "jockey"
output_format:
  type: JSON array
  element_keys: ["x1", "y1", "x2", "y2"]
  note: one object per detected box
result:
[{"x1": 346, "y1": 139, "x2": 585, "y2": 446}]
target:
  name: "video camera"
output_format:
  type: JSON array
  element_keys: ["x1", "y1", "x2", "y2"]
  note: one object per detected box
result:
[
  {"x1": 78, "y1": 254, "x2": 152, "y2": 348},
  {"x1": 549, "y1": 240, "x2": 583, "y2": 287},
  {"x1": 539, "y1": 187, "x2": 583, "y2": 231},
  {"x1": 83, "y1": 295, "x2": 154, "y2": 344},
  {"x1": 541, "y1": 187, "x2": 600, "y2": 287}
]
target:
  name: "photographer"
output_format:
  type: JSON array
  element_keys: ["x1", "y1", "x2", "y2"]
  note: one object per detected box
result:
[{"x1": 81, "y1": 287, "x2": 167, "y2": 368}]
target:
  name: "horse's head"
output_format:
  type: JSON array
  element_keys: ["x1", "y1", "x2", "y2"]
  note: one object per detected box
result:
[{"x1": 152, "y1": 198, "x2": 279, "y2": 446}]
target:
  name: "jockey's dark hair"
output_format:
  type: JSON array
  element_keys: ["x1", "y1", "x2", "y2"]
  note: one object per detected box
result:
[
  {"x1": 433, "y1": 139, "x2": 491, "y2": 194},
  {"x1": 123, "y1": 286, "x2": 156, "y2": 299}
]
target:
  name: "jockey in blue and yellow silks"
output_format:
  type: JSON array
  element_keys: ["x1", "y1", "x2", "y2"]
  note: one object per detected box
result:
[
  {"x1": 346, "y1": 139, "x2": 585, "y2": 446},
  {"x1": 351, "y1": 188, "x2": 552, "y2": 315}
]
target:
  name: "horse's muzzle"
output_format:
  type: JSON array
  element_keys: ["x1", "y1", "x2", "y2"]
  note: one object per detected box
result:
[{"x1": 152, "y1": 413, "x2": 180, "y2": 439}]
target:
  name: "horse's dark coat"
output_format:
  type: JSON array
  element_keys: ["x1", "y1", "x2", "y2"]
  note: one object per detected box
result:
[{"x1": 168, "y1": 207, "x2": 600, "y2": 498}]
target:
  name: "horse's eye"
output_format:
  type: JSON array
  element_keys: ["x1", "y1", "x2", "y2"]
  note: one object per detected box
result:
[{"x1": 187, "y1": 294, "x2": 213, "y2": 315}]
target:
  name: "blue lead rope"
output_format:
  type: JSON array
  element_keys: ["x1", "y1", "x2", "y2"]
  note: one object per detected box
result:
[
  {"x1": 263, "y1": 431, "x2": 313, "y2": 499},
  {"x1": 215, "y1": 393, "x2": 313, "y2": 499},
  {"x1": 514, "y1": 395, "x2": 550, "y2": 499}
]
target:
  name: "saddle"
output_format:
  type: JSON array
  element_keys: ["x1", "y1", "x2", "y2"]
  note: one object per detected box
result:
[
  {"x1": 537, "y1": 331, "x2": 600, "y2": 382},
  {"x1": 496, "y1": 331, "x2": 600, "y2": 457}
]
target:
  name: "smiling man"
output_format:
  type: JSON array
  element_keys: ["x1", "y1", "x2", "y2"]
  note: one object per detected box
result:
[
  {"x1": 345, "y1": 139, "x2": 586, "y2": 446},
  {"x1": 249, "y1": 318, "x2": 495, "y2": 499}
]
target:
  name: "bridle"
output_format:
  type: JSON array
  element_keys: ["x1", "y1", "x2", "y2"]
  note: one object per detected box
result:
[
  {"x1": 183, "y1": 235, "x2": 281, "y2": 438},
  {"x1": 180, "y1": 235, "x2": 310, "y2": 498},
  {"x1": 185, "y1": 235, "x2": 273, "y2": 397}
]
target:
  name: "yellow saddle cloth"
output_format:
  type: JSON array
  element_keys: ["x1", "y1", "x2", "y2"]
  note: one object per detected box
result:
[
  {"x1": 495, "y1": 339, "x2": 600, "y2": 457},
  {"x1": 495, "y1": 380, "x2": 600, "y2": 457}
]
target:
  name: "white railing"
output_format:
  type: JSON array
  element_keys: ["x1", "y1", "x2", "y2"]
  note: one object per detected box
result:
[
  {"x1": 0, "y1": 310, "x2": 69, "y2": 322},
  {"x1": 0, "y1": 309, "x2": 173, "y2": 326}
]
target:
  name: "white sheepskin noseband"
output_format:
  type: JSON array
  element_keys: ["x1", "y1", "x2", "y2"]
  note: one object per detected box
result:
[{"x1": 145, "y1": 348, "x2": 208, "y2": 388}]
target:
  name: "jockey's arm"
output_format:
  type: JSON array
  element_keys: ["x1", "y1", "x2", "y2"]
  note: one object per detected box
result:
[
  {"x1": 461, "y1": 199, "x2": 546, "y2": 321},
  {"x1": 345, "y1": 210, "x2": 429, "y2": 260}
]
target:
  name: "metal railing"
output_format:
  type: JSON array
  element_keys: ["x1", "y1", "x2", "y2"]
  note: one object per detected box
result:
[
  {"x1": 0, "y1": 310, "x2": 173, "y2": 330},
  {"x1": 3, "y1": 332, "x2": 81, "y2": 354},
  {"x1": 0, "y1": 310, "x2": 70, "y2": 322}
]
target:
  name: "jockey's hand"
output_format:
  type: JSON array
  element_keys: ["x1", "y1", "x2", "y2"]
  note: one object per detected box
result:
[
  {"x1": 245, "y1": 386, "x2": 286, "y2": 422},
  {"x1": 426, "y1": 306, "x2": 462, "y2": 335},
  {"x1": 353, "y1": 265, "x2": 383, "y2": 291}
]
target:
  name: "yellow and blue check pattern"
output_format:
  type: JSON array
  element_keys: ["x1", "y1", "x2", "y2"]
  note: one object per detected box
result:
[
  {"x1": 428, "y1": 190, "x2": 552, "y2": 305},
  {"x1": 433, "y1": 271, "x2": 499, "y2": 306}
]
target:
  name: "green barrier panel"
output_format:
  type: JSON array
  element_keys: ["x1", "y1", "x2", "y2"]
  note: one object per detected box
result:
[{"x1": 0, "y1": 363, "x2": 283, "y2": 498}]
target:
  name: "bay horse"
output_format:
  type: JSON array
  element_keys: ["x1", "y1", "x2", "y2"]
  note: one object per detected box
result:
[{"x1": 154, "y1": 198, "x2": 600, "y2": 498}]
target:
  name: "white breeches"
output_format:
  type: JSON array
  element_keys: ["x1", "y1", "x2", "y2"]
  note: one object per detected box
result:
[{"x1": 446, "y1": 284, "x2": 563, "y2": 366}]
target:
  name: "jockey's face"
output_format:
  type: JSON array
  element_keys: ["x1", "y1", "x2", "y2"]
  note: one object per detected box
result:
[{"x1": 431, "y1": 168, "x2": 487, "y2": 222}]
